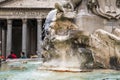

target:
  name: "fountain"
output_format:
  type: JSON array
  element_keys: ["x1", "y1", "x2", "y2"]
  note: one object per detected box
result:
[
  {"x1": 39, "y1": 0, "x2": 120, "y2": 72},
  {"x1": 0, "y1": 0, "x2": 120, "y2": 80}
]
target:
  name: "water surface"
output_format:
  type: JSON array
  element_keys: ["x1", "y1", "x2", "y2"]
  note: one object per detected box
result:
[{"x1": 0, "y1": 60, "x2": 120, "y2": 80}]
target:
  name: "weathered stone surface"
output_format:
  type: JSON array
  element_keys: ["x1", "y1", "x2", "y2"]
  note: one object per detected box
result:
[
  {"x1": 40, "y1": 0, "x2": 120, "y2": 72},
  {"x1": 41, "y1": 19, "x2": 93, "y2": 72},
  {"x1": 41, "y1": 27, "x2": 120, "y2": 71},
  {"x1": 90, "y1": 29, "x2": 120, "y2": 69},
  {"x1": 0, "y1": 0, "x2": 62, "y2": 8}
]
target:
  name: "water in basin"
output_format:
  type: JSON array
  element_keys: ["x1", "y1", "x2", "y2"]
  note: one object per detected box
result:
[{"x1": 0, "y1": 60, "x2": 120, "y2": 80}]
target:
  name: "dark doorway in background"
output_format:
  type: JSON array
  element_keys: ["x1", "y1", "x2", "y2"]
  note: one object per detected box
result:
[{"x1": 12, "y1": 19, "x2": 22, "y2": 58}]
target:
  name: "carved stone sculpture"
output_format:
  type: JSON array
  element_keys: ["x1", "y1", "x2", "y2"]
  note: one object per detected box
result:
[
  {"x1": 87, "y1": 0, "x2": 120, "y2": 19},
  {"x1": 40, "y1": 0, "x2": 120, "y2": 72}
]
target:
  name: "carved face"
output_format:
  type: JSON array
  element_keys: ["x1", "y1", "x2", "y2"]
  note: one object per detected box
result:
[
  {"x1": 55, "y1": 1, "x2": 77, "y2": 19},
  {"x1": 62, "y1": 1, "x2": 77, "y2": 19},
  {"x1": 62, "y1": 0, "x2": 82, "y2": 11},
  {"x1": 61, "y1": 1, "x2": 74, "y2": 12}
]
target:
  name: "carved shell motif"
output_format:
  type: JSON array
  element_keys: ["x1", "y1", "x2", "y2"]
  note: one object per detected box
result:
[{"x1": 87, "y1": 0, "x2": 120, "y2": 19}]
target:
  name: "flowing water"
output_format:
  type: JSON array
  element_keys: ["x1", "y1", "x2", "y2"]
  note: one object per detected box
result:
[{"x1": 0, "y1": 60, "x2": 120, "y2": 80}]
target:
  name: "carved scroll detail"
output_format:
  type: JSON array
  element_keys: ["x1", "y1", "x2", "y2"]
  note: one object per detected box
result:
[{"x1": 87, "y1": 0, "x2": 120, "y2": 19}]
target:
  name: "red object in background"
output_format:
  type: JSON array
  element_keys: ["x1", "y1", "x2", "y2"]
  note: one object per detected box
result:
[
  {"x1": 11, "y1": 54, "x2": 17, "y2": 59},
  {"x1": 7, "y1": 53, "x2": 17, "y2": 59},
  {"x1": 0, "y1": 56, "x2": 4, "y2": 59}
]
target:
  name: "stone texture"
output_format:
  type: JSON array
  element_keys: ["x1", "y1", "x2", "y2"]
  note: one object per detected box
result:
[
  {"x1": 0, "y1": 0, "x2": 62, "y2": 8},
  {"x1": 90, "y1": 29, "x2": 120, "y2": 69},
  {"x1": 40, "y1": 0, "x2": 120, "y2": 72},
  {"x1": 41, "y1": 19, "x2": 93, "y2": 72}
]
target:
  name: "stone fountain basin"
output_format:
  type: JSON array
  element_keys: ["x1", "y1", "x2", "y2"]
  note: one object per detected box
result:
[
  {"x1": 38, "y1": 66, "x2": 92, "y2": 72},
  {"x1": 5, "y1": 58, "x2": 43, "y2": 70}
]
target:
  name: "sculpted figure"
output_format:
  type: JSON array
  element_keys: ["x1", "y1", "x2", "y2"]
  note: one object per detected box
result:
[
  {"x1": 41, "y1": 0, "x2": 94, "y2": 72},
  {"x1": 89, "y1": 28, "x2": 120, "y2": 69},
  {"x1": 43, "y1": 0, "x2": 82, "y2": 38},
  {"x1": 43, "y1": 0, "x2": 82, "y2": 26},
  {"x1": 40, "y1": 0, "x2": 120, "y2": 71}
]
